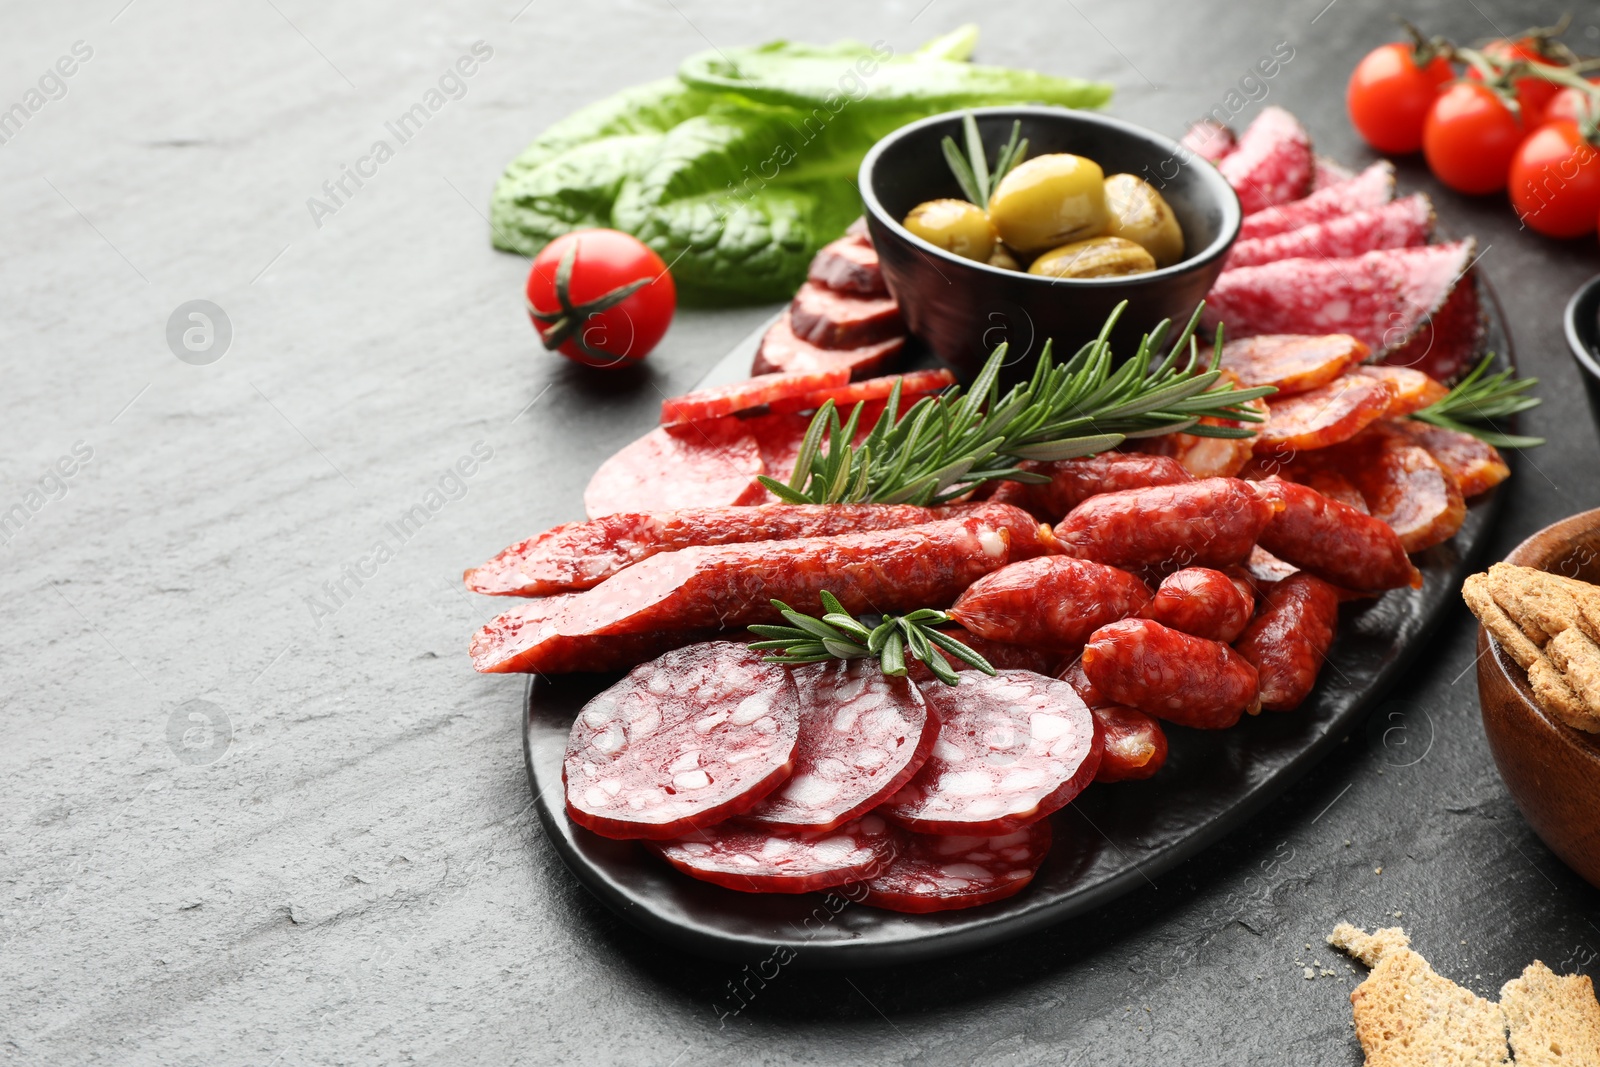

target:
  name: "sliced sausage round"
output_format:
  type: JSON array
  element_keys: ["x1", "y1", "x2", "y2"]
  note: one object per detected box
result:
[
  {"x1": 563, "y1": 642, "x2": 799, "y2": 840},
  {"x1": 743, "y1": 662, "x2": 937, "y2": 832},
  {"x1": 859, "y1": 821, "x2": 1053, "y2": 913},
  {"x1": 881, "y1": 670, "x2": 1101, "y2": 835},
  {"x1": 654, "y1": 814, "x2": 893, "y2": 894}
]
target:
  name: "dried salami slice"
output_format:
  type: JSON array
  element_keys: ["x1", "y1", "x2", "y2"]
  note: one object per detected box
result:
[
  {"x1": 1326, "y1": 423, "x2": 1467, "y2": 552},
  {"x1": 1382, "y1": 269, "x2": 1485, "y2": 382},
  {"x1": 1253, "y1": 372, "x2": 1396, "y2": 453},
  {"x1": 1253, "y1": 478, "x2": 1419, "y2": 592},
  {"x1": 753, "y1": 310, "x2": 906, "y2": 379},
  {"x1": 472, "y1": 508, "x2": 1028, "y2": 674},
  {"x1": 766, "y1": 369, "x2": 955, "y2": 415},
  {"x1": 742, "y1": 410, "x2": 815, "y2": 487},
  {"x1": 989, "y1": 452, "x2": 1193, "y2": 523},
  {"x1": 744, "y1": 402, "x2": 892, "y2": 500},
  {"x1": 1386, "y1": 419, "x2": 1509, "y2": 498},
  {"x1": 1135, "y1": 415, "x2": 1260, "y2": 478},
  {"x1": 1224, "y1": 194, "x2": 1433, "y2": 270},
  {"x1": 1233, "y1": 573, "x2": 1340, "y2": 712},
  {"x1": 562, "y1": 642, "x2": 800, "y2": 840},
  {"x1": 1212, "y1": 333, "x2": 1369, "y2": 395},
  {"x1": 467, "y1": 503, "x2": 987, "y2": 597},
  {"x1": 1180, "y1": 119, "x2": 1236, "y2": 163},
  {"x1": 1312, "y1": 155, "x2": 1356, "y2": 190},
  {"x1": 584, "y1": 420, "x2": 767, "y2": 519},
  {"x1": 654, "y1": 814, "x2": 894, "y2": 893},
  {"x1": 807, "y1": 235, "x2": 887, "y2": 296},
  {"x1": 470, "y1": 594, "x2": 713, "y2": 674},
  {"x1": 1082, "y1": 618, "x2": 1260, "y2": 729},
  {"x1": 1217, "y1": 106, "x2": 1313, "y2": 215},
  {"x1": 1239, "y1": 161, "x2": 1395, "y2": 241},
  {"x1": 743, "y1": 662, "x2": 938, "y2": 832},
  {"x1": 1091, "y1": 705, "x2": 1169, "y2": 782},
  {"x1": 660, "y1": 367, "x2": 851, "y2": 426},
  {"x1": 881, "y1": 670, "x2": 1100, "y2": 835},
  {"x1": 788, "y1": 283, "x2": 904, "y2": 349},
  {"x1": 1139, "y1": 566, "x2": 1254, "y2": 642},
  {"x1": 950, "y1": 556, "x2": 1152, "y2": 651},
  {"x1": 1054, "y1": 478, "x2": 1276, "y2": 570},
  {"x1": 1203, "y1": 240, "x2": 1476, "y2": 358},
  {"x1": 1357, "y1": 365, "x2": 1449, "y2": 417},
  {"x1": 859, "y1": 821, "x2": 1052, "y2": 913}
]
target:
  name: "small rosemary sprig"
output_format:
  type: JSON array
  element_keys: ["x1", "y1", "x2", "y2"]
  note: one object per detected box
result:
[
  {"x1": 748, "y1": 592, "x2": 995, "y2": 686},
  {"x1": 1411, "y1": 353, "x2": 1544, "y2": 449},
  {"x1": 941, "y1": 112, "x2": 1027, "y2": 206},
  {"x1": 758, "y1": 301, "x2": 1276, "y2": 507}
]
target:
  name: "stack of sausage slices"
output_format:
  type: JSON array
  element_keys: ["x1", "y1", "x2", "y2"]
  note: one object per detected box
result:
[{"x1": 467, "y1": 106, "x2": 1514, "y2": 912}]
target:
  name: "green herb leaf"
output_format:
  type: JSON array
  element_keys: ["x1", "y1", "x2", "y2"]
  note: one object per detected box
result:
[
  {"x1": 751, "y1": 597, "x2": 995, "y2": 686},
  {"x1": 1411, "y1": 353, "x2": 1544, "y2": 448},
  {"x1": 779, "y1": 300, "x2": 1275, "y2": 505}
]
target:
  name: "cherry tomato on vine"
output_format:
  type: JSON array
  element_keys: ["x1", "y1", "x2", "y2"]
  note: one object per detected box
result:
[
  {"x1": 1423, "y1": 82, "x2": 1525, "y2": 194},
  {"x1": 1469, "y1": 38, "x2": 1563, "y2": 127},
  {"x1": 525, "y1": 229, "x2": 676, "y2": 368},
  {"x1": 1542, "y1": 81, "x2": 1600, "y2": 128},
  {"x1": 1508, "y1": 120, "x2": 1600, "y2": 237},
  {"x1": 1347, "y1": 42, "x2": 1455, "y2": 154}
]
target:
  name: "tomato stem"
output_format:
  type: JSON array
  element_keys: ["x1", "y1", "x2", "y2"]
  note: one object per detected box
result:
[{"x1": 526, "y1": 239, "x2": 652, "y2": 360}]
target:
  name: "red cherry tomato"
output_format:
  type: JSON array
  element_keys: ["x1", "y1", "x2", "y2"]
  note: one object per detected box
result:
[
  {"x1": 1508, "y1": 120, "x2": 1600, "y2": 237},
  {"x1": 525, "y1": 229, "x2": 676, "y2": 368},
  {"x1": 1423, "y1": 82, "x2": 1525, "y2": 194},
  {"x1": 1347, "y1": 42, "x2": 1455, "y2": 154},
  {"x1": 1543, "y1": 81, "x2": 1600, "y2": 127},
  {"x1": 1469, "y1": 38, "x2": 1562, "y2": 127}
]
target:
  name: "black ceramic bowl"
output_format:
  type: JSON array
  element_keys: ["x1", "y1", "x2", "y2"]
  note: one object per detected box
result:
[
  {"x1": 1563, "y1": 273, "x2": 1600, "y2": 430},
  {"x1": 860, "y1": 106, "x2": 1241, "y2": 379}
]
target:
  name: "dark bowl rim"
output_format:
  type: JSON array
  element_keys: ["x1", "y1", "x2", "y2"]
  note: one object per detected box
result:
[
  {"x1": 858, "y1": 104, "x2": 1243, "y2": 288},
  {"x1": 1562, "y1": 272, "x2": 1600, "y2": 381}
]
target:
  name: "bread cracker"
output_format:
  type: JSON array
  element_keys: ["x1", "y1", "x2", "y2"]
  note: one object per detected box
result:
[
  {"x1": 1527, "y1": 657, "x2": 1598, "y2": 734},
  {"x1": 1348, "y1": 947, "x2": 1510, "y2": 1065},
  {"x1": 1486, "y1": 564, "x2": 1555, "y2": 644},
  {"x1": 1464, "y1": 573, "x2": 1544, "y2": 670},
  {"x1": 1500, "y1": 960, "x2": 1600, "y2": 1067},
  {"x1": 1328, "y1": 923, "x2": 1410, "y2": 968},
  {"x1": 1539, "y1": 629, "x2": 1600, "y2": 733}
]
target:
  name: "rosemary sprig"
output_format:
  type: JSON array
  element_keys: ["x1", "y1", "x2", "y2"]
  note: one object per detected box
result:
[
  {"x1": 748, "y1": 592, "x2": 995, "y2": 687},
  {"x1": 757, "y1": 301, "x2": 1276, "y2": 507},
  {"x1": 941, "y1": 113, "x2": 1028, "y2": 206},
  {"x1": 1411, "y1": 353, "x2": 1544, "y2": 449}
]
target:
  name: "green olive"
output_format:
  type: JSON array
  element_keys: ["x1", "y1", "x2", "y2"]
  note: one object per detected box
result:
[
  {"x1": 902, "y1": 199, "x2": 997, "y2": 261},
  {"x1": 1103, "y1": 174, "x2": 1185, "y2": 267},
  {"x1": 1028, "y1": 236, "x2": 1157, "y2": 279},
  {"x1": 986, "y1": 154, "x2": 1109, "y2": 254}
]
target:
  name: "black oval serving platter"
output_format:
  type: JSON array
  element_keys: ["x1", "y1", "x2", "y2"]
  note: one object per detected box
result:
[{"x1": 523, "y1": 278, "x2": 1513, "y2": 969}]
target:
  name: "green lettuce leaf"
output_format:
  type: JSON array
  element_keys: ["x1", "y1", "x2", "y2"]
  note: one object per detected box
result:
[
  {"x1": 489, "y1": 29, "x2": 1113, "y2": 303},
  {"x1": 676, "y1": 40, "x2": 1112, "y2": 116},
  {"x1": 491, "y1": 78, "x2": 712, "y2": 256}
]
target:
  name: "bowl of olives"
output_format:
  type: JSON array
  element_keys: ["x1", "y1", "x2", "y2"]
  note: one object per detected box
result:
[{"x1": 859, "y1": 106, "x2": 1241, "y2": 377}]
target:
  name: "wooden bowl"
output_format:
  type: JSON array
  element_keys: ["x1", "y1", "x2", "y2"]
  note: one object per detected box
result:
[{"x1": 1477, "y1": 507, "x2": 1600, "y2": 888}]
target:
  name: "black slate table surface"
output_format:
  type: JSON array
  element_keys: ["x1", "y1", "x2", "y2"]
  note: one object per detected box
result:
[{"x1": 4, "y1": 1, "x2": 1598, "y2": 1063}]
